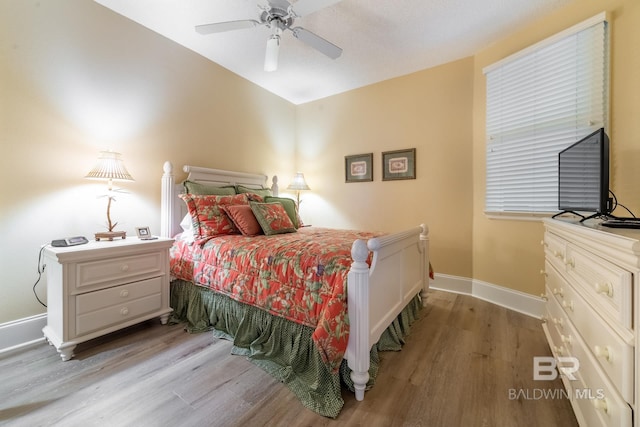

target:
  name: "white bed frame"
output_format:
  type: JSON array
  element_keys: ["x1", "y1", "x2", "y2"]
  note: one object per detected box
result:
[{"x1": 160, "y1": 161, "x2": 430, "y2": 401}]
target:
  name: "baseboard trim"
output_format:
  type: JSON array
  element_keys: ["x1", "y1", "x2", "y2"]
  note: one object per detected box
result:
[
  {"x1": 0, "y1": 314, "x2": 46, "y2": 358},
  {"x1": 430, "y1": 274, "x2": 544, "y2": 319}
]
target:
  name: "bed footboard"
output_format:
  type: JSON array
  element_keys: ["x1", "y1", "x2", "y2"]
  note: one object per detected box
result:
[{"x1": 346, "y1": 224, "x2": 429, "y2": 400}]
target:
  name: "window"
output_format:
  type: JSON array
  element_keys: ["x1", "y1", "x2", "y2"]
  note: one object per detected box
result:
[{"x1": 484, "y1": 13, "x2": 609, "y2": 215}]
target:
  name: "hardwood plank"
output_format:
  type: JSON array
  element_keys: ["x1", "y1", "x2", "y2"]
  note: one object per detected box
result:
[{"x1": 0, "y1": 290, "x2": 578, "y2": 426}]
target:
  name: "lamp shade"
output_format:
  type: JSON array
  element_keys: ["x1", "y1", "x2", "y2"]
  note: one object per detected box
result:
[
  {"x1": 287, "y1": 172, "x2": 310, "y2": 191},
  {"x1": 85, "y1": 151, "x2": 134, "y2": 182}
]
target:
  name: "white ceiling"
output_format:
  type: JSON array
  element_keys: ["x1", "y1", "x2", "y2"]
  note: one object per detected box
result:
[{"x1": 94, "y1": 0, "x2": 571, "y2": 105}]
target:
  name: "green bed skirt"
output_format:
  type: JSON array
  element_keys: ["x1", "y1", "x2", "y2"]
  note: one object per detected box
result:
[{"x1": 169, "y1": 279, "x2": 422, "y2": 418}]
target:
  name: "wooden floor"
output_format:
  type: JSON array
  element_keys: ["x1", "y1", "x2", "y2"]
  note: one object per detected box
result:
[{"x1": 0, "y1": 290, "x2": 577, "y2": 427}]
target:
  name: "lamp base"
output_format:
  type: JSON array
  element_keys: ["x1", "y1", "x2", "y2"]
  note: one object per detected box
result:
[{"x1": 94, "y1": 231, "x2": 127, "y2": 241}]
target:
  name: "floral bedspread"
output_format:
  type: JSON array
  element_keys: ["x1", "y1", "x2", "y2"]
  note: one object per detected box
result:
[{"x1": 169, "y1": 227, "x2": 382, "y2": 372}]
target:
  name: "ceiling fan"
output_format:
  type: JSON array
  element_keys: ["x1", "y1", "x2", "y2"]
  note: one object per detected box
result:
[{"x1": 195, "y1": 0, "x2": 343, "y2": 72}]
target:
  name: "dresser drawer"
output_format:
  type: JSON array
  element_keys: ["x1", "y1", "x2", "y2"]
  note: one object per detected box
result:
[
  {"x1": 74, "y1": 252, "x2": 165, "y2": 292},
  {"x1": 547, "y1": 264, "x2": 634, "y2": 403},
  {"x1": 75, "y1": 279, "x2": 163, "y2": 336},
  {"x1": 566, "y1": 317, "x2": 633, "y2": 427},
  {"x1": 544, "y1": 231, "x2": 568, "y2": 273},
  {"x1": 564, "y1": 244, "x2": 632, "y2": 330}
]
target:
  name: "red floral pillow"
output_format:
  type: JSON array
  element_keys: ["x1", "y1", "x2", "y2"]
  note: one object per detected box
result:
[
  {"x1": 249, "y1": 202, "x2": 296, "y2": 235},
  {"x1": 179, "y1": 193, "x2": 249, "y2": 241}
]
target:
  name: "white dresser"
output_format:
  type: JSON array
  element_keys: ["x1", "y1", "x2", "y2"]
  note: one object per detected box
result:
[
  {"x1": 542, "y1": 218, "x2": 640, "y2": 426},
  {"x1": 43, "y1": 237, "x2": 174, "y2": 361}
]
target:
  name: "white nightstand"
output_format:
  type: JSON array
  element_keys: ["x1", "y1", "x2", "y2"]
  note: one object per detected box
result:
[{"x1": 42, "y1": 237, "x2": 174, "y2": 361}]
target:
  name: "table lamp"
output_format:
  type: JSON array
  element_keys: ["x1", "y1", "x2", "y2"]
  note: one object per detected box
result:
[
  {"x1": 85, "y1": 150, "x2": 134, "y2": 241},
  {"x1": 286, "y1": 172, "x2": 310, "y2": 208}
]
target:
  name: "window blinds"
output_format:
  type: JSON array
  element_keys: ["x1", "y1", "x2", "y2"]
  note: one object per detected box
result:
[{"x1": 484, "y1": 13, "x2": 609, "y2": 214}]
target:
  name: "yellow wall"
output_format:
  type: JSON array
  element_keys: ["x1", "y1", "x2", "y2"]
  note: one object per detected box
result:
[
  {"x1": 0, "y1": 0, "x2": 296, "y2": 323},
  {"x1": 296, "y1": 58, "x2": 474, "y2": 278},
  {"x1": 472, "y1": 0, "x2": 640, "y2": 295}
]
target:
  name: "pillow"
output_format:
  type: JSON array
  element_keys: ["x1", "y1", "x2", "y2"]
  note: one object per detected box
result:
[
  {"x1": 183, "y1": 180, "x2": 236, "y2": 196},
  {"x1": 236, "y1": 185, "x2": 272, "y2": 198},
  {"x1": 264, "y1": 196, "x2": 300, "y2": 228},
  {"x1": 179, "y1": 193, "x2": 249, "y2": 240},
  {"x1": 223, "y1": 205, "x2": 263, "y2": 236},
  {"x1": 250, "y1": 202, "x2": 297, "y2": 235}
]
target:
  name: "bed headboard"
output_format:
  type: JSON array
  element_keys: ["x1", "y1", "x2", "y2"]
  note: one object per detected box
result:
[{"x1": 160, "y1": 161, "x2": 278, "y2": 238}]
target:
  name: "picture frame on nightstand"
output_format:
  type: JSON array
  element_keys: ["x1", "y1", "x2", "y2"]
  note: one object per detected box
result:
[{"x1": 136, "y1": 226, "x2": 156, "y2": 240}]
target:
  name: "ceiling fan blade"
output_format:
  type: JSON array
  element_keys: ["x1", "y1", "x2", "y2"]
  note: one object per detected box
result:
[
  {"x1": 195, "y1": 20, "x2": 261, "y2": 35},
  {"x1": 290, "y1": 0, "x2": 343, "y2": 17},
  {"x1": 292, "y1": 27, "x2": 342, "y2": 59}
]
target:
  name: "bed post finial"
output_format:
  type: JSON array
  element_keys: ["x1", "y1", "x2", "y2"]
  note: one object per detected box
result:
[{"x1": 161, "y1": 161, "x2": 175, "y2": 238}]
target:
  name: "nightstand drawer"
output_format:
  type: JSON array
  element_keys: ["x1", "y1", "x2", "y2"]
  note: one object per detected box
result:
[
  {"x1": 76, "y1": 277, "x2": 163, "y2": 315},
  {"x1": 76, "y1": 281, "x2": 163, "y2": 336},
  {"x1": 75, "y1": 252, "x2": 165, "y2": 292}
]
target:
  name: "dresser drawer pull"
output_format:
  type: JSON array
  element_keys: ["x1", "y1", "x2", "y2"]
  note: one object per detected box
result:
[
  {"x1": 553, "y1": 287, "x2": 564, "y2": 297},
  {"x1": 553, "y1": 250, "x2": 562, "y2": 258},
  {"x1": 541, "y1": 240, "x2": 548, "y2": 247},
  {"x1": 560, "y1": 334, "x2": 572, "y2": 346},
  {"x1": 595, "y1": 282, "x2": 613, "y2": 297},
  {"x1": 540, "y1": 293, "x2": 548, "y2": 301},
  {"x1": 120, "y1": 307, "x2": 129, "y2": 316},
  {"x1": 539, "y1": 269, "x2": 548, "y2": 277},
  {"x1": 120, "y1": 289, "x2": 129, "y2": 298},
  {"x1": 554, "y1": 345, "x2": 564, "y2": 356},
  {"x1": 592, "y1": 398, "x2": 609, "y2": 414},
  {"x1": 552, "y1": 317, "x2": 564, "y2": 328},
  {"x1": 561, "y1": 300, "x2": 574, "y2": 312},
  {"x1": 563, "y1": 257, "x2": 575, "y2": 268},
  {"x1": 594, "y1": 345, "x2": 612, "y2": 362},
  {"x1": 121, "y1": 264, "x2": 130, "y2": 272}
]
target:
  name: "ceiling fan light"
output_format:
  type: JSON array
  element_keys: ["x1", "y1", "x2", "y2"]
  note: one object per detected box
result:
[{"x1": 264, "y1": 35, "x2": 280, "y2": 72}]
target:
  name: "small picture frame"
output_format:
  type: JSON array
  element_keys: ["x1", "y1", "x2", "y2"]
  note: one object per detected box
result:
[
  {"x1": 345, "y1": 153, "x2": 373, "y2": 183},
  {"x1": 382, "y1": 148, "x2": 416, "y2": 181},
  {"x1": 135, "y1": 226, "x2": 155, "y2": 240}
]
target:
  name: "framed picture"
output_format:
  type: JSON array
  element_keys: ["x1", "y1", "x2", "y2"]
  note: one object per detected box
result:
[
  {"x1": 345, "y1": 153, "x2": 373, "y2": 183},
  {"x1": 382, "y1": 148, "x2": 416, "y2": 181},
  {"x1": 135, "y1": 226, "x2": 155, "y2": 240}
]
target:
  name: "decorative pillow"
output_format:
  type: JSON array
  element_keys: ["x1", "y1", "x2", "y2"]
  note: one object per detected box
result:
[
  {"x1": 222, "y1": 205, "x2": 263, "y2": 236},
  {"x1": 183, "y1": 180, "x2": 236, "y2": 196},
  {"x1": 250, "y1": 202, "x2": 297, "y2": 235},
  {"x1": 236, "y1": 185, "x2": 272, "y2": 198},
  {"x1": 264, "y1": 196, "x2": 300, "y2": 228},
  {"x1": 179, "y1": 193, "x2": 249, "y2": 240}
]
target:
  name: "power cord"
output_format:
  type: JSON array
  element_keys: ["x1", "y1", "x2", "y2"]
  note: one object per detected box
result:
[
  {"x1": 33, "y1": 244, "x2": 47, "y2": 307},
  {"x1": 608, "y1": 190, "x2": 638, "y2": 219}
]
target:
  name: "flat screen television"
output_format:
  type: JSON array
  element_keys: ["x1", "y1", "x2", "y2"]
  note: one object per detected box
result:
[{"x1": 557, "y1": 128, "x2": 610, "y2": 217}]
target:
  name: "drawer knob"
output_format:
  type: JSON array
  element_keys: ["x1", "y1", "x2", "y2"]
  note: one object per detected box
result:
[
  {"x1": 539, "y1": 269, "x2": 548, "y2": 277},
  {"x1": 540, "y1": 240, "x2": 548, "y2": 247},
  {"x1": 592, "y1": 398, "x2": 609, "y2": 414},
  {"x1": 560, "y1": 334, "x2": 572, "y2": 346},
  {"x1": 553, "y1": 317, "x2": 564, "y2": 328},
  {"x1": 564, "y1": 258, "x2": 575, "y2": 268},
  {"x1": 595, "y1": 282, "x2": 613, "y2": 297},
  {"x1": 540, "y1": 293, "x2": 548, "y2": 301},
  {"x1": 553, "y1": 345, "x2": 564, "y2": 356},
  {"x1": 120, "y1": 289, "x2": 129, "y2": 298},
  {"x1": 561, "y1": 300, "x2": 574, "y2": 312},
  {"x1": 120, "y1": 307, "x2": 129, "y2": 316},
  {"x1": 121, "y1": 264, "x2": 130, "y2": 272},
  {"x1": 594, "y1": 345, "x2": 612, "y2": 362},
  {"x1": 553, "y1": 287, "x2": 564, "y2": 297}
]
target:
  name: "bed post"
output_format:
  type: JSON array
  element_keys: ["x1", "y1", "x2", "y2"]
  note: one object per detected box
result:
[
  {"x1": 160, "y1": 161, "x2": 174, "y2": 238},
  {"x1": 420, "y1": 223, "x2": 430, "y2": 306},
  {"x1": 347, "y1": 239, "x2": 370, "y2": 401}
]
